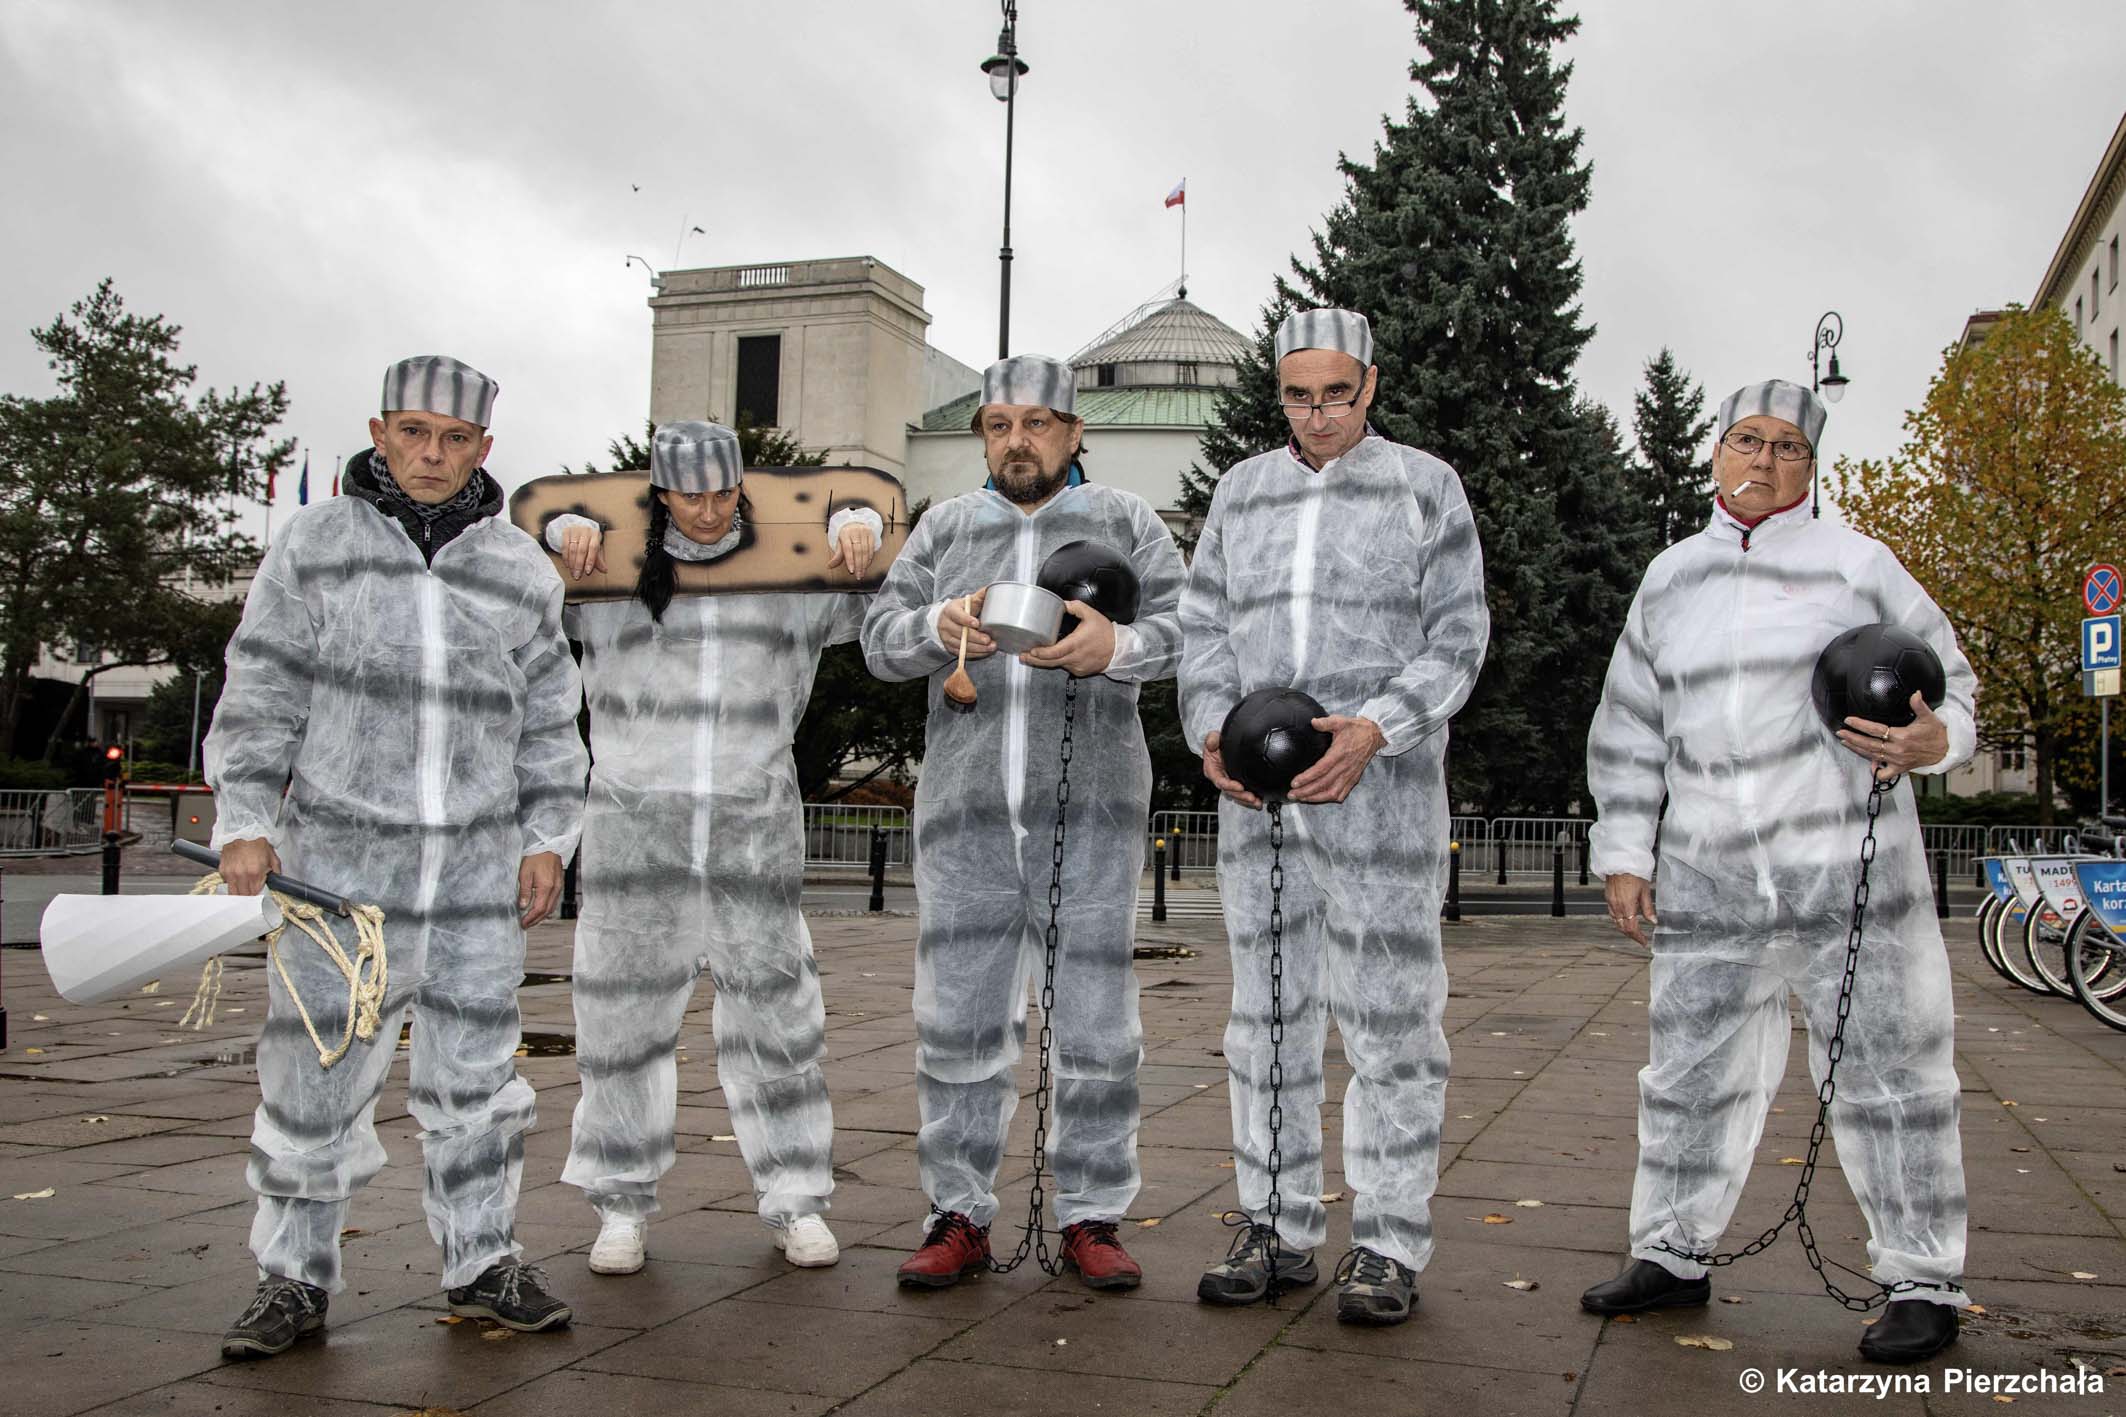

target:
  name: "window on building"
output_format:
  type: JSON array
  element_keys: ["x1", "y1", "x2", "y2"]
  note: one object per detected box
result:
[
  {"x1": 1176, "y1": 361, "x2": 1199, "y2": 385},
  {"x1": 2094, "y1": 268, "x2": 2102, "y2": 318},
  {"x1": 2076, "y1": 295, "x2": 2084, "y2": 329},
  {"x1": 2112, "y1": 329, "x2": 2120, "y2": 379},
  {"x1": 2113, "y1": 234, "x2": 2121, "y2": 291},
  {"x1": 1096, "y1": 363, "x2": 1117, "y2": 388},
  {"x1": 1998, "y1": 739, "x2": 2027, "y2": 773},
  {"x1": 734, "y1": 335, "x2": 781, "y2": 427}
]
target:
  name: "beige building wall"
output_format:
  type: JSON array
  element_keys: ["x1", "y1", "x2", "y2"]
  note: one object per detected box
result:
[
  {"x1": 647, "y1": 257, "x2": 977, "y2": 476},
  {"x1": 2036, "y1": 111, "x2": 2126, "y2": 386}
]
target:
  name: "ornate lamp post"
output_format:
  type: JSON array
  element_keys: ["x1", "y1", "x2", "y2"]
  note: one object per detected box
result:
[
  {"x1": 1809, "y1": 311, "x2": 1850, "y2": 517},
  {"x1": 980, "y1": 1, "x2": 1029, "y2": 359}
]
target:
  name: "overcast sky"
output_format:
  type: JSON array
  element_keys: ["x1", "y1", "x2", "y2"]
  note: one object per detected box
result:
[{"x1": 4, "y1": 0, "x2": 2122, "y2": 538}]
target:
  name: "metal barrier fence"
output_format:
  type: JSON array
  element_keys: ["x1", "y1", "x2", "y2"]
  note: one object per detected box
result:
[
  {"x1": 0, "y1": 788, "x2": 107, "y2": 855},
  {"x1": 1150, "y1": 810, "x2": 1221, "y2": 874},
  {"x1": 1920, "y1": 825, "x2": 1989, "y2": 885},
  {"x1": 1983, "y1": 824, "x2": 2084, "y2": 857},
  {"x1": 802, "y1": 804, "x2": 909, "y2": 869},
  {"x1": 1487, "y1": 817, "x2": 1591, "y2": 879}
]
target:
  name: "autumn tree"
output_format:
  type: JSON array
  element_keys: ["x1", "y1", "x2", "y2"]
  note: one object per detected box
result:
[{"x1": 1831, "y1": 305, "x2": 2126, "y2": 820}]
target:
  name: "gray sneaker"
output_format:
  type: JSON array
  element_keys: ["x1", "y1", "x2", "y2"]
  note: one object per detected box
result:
[
  {"x1": 1334, "y1": 1246, "x2": 1417, "y2": 1325},
  {"x1": 221, "y1": 1276, "x2": 327, "y2": 1360},
  {"x1": 447, "y1": 1261, "x2": 573, "y2": 1332},
  {"x1": 1197, "y1": 1224, "x2": 1318, "y2": 1306}
]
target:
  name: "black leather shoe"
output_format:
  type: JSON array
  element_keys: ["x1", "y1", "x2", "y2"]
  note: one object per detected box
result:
[
  {"x1": 1580, "y1": 1258, "x2": 1711, "y2": 1314},
  {"x1": 1858, "y1": 1299, "x2": 1958, "y2": 1364}
]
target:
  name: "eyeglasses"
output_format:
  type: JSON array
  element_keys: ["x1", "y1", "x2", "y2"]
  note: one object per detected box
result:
[
  {"x1": 1722, "y1": 430, "x2": 1814, "y2": 462},
  {"x1": 1279, "y1": 395, "x2": 1363, "y2": 421}
]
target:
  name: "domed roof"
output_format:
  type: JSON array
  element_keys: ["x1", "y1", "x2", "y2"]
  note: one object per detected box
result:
[{"x1": 1069, "y1": 297, "x2": 1251, "y2": 370}]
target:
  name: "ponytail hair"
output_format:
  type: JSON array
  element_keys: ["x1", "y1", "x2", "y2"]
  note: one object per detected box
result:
[{"x1": 633, "y1": 494, "x2": 677, "y2": 622}]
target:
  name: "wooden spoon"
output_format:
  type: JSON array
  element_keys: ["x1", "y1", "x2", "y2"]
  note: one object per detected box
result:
[{"x1": 943, "y1": 597, "x2": 977, "y2": 708}]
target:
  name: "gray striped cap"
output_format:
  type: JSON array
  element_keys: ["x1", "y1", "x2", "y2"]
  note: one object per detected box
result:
[
  {"x1": 1274, "y1": 308, "x2": 1373, "y2": 367},
  {"x1": 380, "y1": 354, "x2": 498, "y2": 427},
  {"x1": 1717, "y1": 379, "x2": 1826, "y2": 446},
  {"x1": 980, "y1": 355, "x2": 1075, "y2": 416},
  {"x1": 650, "y1": 420, "x2": 743, "y2": 493}
]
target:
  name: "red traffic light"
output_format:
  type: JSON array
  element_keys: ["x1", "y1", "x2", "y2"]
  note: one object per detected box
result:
[{"x1": 103, "y1": 744, "x2": 125, "y2": 761}]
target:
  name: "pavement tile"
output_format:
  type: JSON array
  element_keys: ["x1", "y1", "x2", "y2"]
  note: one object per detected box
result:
[
  {"x1": 0, "y1": 1271, "x2": 157, "y2": 1327},
  {"x1": 7, "y1": 1321, "x2": 226, "y2": 1417},
  {"x1": 78, "y1": 1382, "x2": 406, "y2": 1416},
  {"x1": 832, "y1": 1358, "x2": 1216, "y2": 1416},
  {"x1": 931, "y1": 1283, "x2": 1288, "y2": 1385},
  {"x1": 1213, "y1": 1344, "x2": 1577, "y2": 1417},
  {"x1": 579, "y1": 1296, "x2": 962, "y2": 1396},
  {"x1": 465, "y1": 1368, "x2": 838, "y2": 1417},
  {"x1": 0, "y1": 1187, "x2": 229, "y2": 1245},
  {"x1": 739, "y1": 1236, "x2": 1040, "y2": 1321}
]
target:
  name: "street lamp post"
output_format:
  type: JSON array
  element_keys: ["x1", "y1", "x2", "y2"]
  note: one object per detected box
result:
[
  {"x1": 1808, "y1": 310, "x2": 1850, "y2": 518},
  {"x1": 981, "y1": 1, "x2": 1028, "y2": 360}
]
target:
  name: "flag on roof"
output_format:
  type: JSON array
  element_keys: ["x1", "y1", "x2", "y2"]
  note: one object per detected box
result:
[{"x1": 1164, "y1": 179, "x2": 1185, "y2": 209}]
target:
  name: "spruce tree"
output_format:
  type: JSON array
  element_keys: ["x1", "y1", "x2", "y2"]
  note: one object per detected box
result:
[
  {"x1": 1630, "y1": 347, "x2": 1714, "y2": 547},
  {"x1": 1186, "y1": 0, "x2": 1633, "y2": 813}
]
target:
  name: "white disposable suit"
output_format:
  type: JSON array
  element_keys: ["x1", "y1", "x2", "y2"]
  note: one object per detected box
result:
[
  {"x1": 1586, "y1": 497, "x2": 1977, "y2": 1303},
  {"x1": 550, "y1": 507, "x2": 877, "y2": 1230},
  {"x1": 1178, "y1": 433, "x2": 1489, "y2": 1272},
  {"x1": 861, "y1": 479, "x2": 1185, "y2": 1229},
  {"x1": 205, "y1": 453, "x2": 587, "y2": 1293}
]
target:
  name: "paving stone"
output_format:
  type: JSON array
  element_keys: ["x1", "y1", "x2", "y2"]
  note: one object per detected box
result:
[
  {"x1": 1214, "y1": 1344, "x2": 1577, "y2": 1417},
  {"x1": 932, "y1": 1282, "x2": 1288, "y2": 1385},
  {"x1": 580, "y1": 1296, "x2": 961, "y2": 1397},
  {"x1": 88, "y1": 1264, "x2": 440, "y2": 1336},
  {"x1": 834, "y1": 1358, "x2": 1216, "y2": 1416},
  {"x1": 78, "y1": 1381, "x2": 407, "y2": 1416},
  {"x1": 466, "y1": 1368, "x2": 837, "y2": 1417},
  {"x1": 0, "y1": 1186, "x2": 228, "y2": 1245},
  {"x1": 7, "y1": 1321, "x2": 225, "y2": 1417}
]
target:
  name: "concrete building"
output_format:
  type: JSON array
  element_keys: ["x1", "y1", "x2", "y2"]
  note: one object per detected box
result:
[{"x1": 646, "y1": 257, "x2": 980, "y2": 477}]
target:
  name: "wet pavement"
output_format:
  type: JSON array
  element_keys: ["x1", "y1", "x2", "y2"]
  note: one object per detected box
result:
[{"x1": 1, "y1": 900, "x2": 2121, "y2": 1415}]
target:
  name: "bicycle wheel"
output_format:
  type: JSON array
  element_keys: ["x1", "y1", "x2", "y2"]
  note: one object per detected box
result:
[
  {"x1": 2022, "y1": 907, "x2": 2075, "y2": 995},
  {"x1": 1976, "y1": 897, "x2": 2016, "y2": 984},
  {"x1": 2065, "y1": 914, "x2": 2126, "y2": 1031},
  {"x1": 1987, "y1": 901, "x2": 2052, "y2": 994}
]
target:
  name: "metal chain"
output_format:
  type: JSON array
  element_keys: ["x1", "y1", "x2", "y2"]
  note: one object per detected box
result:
[
  {"x1": 1655, "y1": 776, "x2": 1960, "y2": 1312},
  {"x1": 1250, "y1": 802, "x2": 1289, "y2": 1296},
  {"x1": 992, "y1": 676, "x2": 1075, "y2": 1276}
]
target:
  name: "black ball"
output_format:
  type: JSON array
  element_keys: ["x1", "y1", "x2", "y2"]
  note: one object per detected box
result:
[
  {"x1": 1219, "y1": 688, "x2": 1331, "y2": 800},
  {"x1": 1037, "y1": 540, "x2": 1141, "y2": 627},
  {"x1": 1811, "y1": 624, "x2": 1947, "y2": 733}
]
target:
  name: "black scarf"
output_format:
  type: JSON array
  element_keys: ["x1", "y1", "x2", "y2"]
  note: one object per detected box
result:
[{"x1": 344, "y1": 447, "x2": 503, "y2": 565}]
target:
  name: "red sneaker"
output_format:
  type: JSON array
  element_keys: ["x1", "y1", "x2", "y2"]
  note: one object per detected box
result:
[
  {"x1": 896, "y1": 1210, "x2": 992, "y2": 1289},
  {"x1": 1060, "y1": 1220, "x2": 1144, "y2": 1291}
]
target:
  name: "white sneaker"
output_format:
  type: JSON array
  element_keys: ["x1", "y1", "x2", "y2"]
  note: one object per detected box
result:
[
  {"x1": 774, "y1": 1214, "x2": 840, "y2": 1267},
  {"x1": 588, "y1": 1216, "x2": 646, "y2": 1275}
]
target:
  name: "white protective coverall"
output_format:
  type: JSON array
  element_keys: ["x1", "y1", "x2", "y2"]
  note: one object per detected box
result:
[
  {"x1": 1586, "y1": 497, "x2": 1977, "y2": 1303},
  {"x1": 555, "y1": 533, "x2": 871, "y2": 1228},
  {"x1": 861, "y1": 478, "x2": 1185, "y2": 1229},
  {"x1": 205, "y1": 459, "x2": 586, "y2": 1293},
  {"x1": 1178, "y1": 433, "x2": 1489, "y2": 1271}
]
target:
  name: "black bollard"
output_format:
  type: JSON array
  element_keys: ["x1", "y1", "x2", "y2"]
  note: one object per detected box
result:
[
  {"x1": 1934, "y1": 851, "x2": 1949, "y2": 919},
  {"x1": 867, "y1": 827, "x2": 886, "y2": 913},
  {"x1": 1170, "y1": 832, "x2": 1182, "y2": 881},
  {"x1": 101, "y1": 831, "x2": 121, "y2": 896},
  {"x1": 560, "y1": 854, "x2": 579, "y2": 921},
  {"x1": 1445, "y1": 840, "x2": 1461, "y2": 922},
  {"x1": 1153, "y1": 838, "x2": 1168, "y2": 922},
  {"x1": 1, "y1": 866, "x2": 7, "y2": 1051},
  {"x1": 1497, "y1": 834, "x2": 1509, "y2": 887},
  {"x1": 1578, "y1": 831, "x2": 1590, "y2": 887},
  {"x1": 1550, "y1": 832, "x2": 1566, "y2": 919}
]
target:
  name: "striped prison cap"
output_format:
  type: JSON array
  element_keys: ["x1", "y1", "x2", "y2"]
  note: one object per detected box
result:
[
  {"x1": 1716, "y1": 379, "x2": 1826, "y2": 447},
  {"x1": 380, "y1": 354, "x2": 499, "y2": 427},
  {"x1": 980, "y1": 355, "x2": 1075, "y2": 416},
  {"x1": 650, "y1": 420, "x2": 744, "y2": 494},
  {"x1": 1274, "y1": 308, "x2": 1373, "y2": 367}
]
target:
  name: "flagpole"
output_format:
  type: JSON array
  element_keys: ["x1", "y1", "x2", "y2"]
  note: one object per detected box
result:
[{"x1": 1180, "y1": 188, "x2": 1187, "y2": 293}]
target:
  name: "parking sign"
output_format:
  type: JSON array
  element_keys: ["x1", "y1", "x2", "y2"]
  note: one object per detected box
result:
[{"x1": 2086, "y1": 614, "x2": 2122, "y2": 672}]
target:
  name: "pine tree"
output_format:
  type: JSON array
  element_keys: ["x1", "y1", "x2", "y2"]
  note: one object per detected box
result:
[
  {"x1": 1630, "y1": 348, "x2": 1713, "y2": 547},
  {"x1": 1176, "y1": 293, "x2": 1295, "y2": 554},
  {"x1": 1184, "y1": 0, "x2": 1633, "y2": 813}
]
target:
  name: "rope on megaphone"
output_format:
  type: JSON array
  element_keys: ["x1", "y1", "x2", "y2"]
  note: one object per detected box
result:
[{"x1": 177, "y1": 873, "x2": 389, "y2": 1069}]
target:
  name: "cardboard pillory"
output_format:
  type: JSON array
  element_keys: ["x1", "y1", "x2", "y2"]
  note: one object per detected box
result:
[{"x1": 509, "y1": 466, "x2": 911, "y2": 601}]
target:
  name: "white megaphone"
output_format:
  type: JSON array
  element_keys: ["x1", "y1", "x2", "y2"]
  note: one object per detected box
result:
[{"x1": 38, "y1": 840, "x2": 352, "y2": 1006}]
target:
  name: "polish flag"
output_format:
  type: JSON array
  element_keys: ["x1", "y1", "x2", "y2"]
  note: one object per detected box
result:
[{"x1": 1164, "y1": 179, "x2": 1185, "y2": 209}]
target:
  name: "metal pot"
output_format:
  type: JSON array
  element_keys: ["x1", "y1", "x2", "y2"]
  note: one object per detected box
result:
[{"x1": 981, "y1": 580, "x2": 1066, "y2": 654}]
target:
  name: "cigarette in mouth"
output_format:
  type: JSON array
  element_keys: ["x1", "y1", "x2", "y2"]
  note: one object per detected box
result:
[{"x1": 1731, "y1": 480, "x2": 1766, "y2": 494}]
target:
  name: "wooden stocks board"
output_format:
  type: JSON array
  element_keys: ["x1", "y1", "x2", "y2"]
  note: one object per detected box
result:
[{"x1": 509, "y1": 466, "x2": 911, "y2": 601}]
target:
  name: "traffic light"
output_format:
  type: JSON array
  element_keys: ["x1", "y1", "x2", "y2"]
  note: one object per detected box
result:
[{"x1": 101, "y1": 743, "x2": 126, "y2": 787}]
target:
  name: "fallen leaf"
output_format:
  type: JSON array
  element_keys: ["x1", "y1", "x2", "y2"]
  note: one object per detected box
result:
[
  {"x1": 1719, "y1": 1295, "x2": 1749, "y2": 1305},
  {"x1": 1219, "y1": 1160, "x2": 1235, "y2": 1169},
  {"x1": 513, "y1": 1048, "x2": 528, "y2": 1058},
  {"x1": 31, "y1": 1013, "x2": 47, "y2": 1021},
  {"x1": 24, "y1": 1048, "x2": 43, "y2": 1055},
  {"x1": 1964, "y1": 1304, "x2": 1987, "y2": 1315},
  {"x1": 140, "y1": 981, "x2": 161, "y2": 995},
  {"x1": 1490, "y1": 1031, "x2": 1508, "y2": 1036},
  {"x1": 2009, "y1": 1146, "x2": 2031, "y2": 1154},
  {"x1": 1320, "y1": 1191, "x2": 1344, "y2": 1204},
  {"x1": 1611, "y1": 1314, "x2": 1637, "y2": 1324},
  {"x1": 1778, "y1": 1157, "x2": 1805, "y2": 1165},
  {"x1": 2016, "y1": 1168, "x2": 2030, "y2": 1174},
  {"x1": 1992, "y1": 1397, "x2": 2014, "y2": 1405},
  {"x1": 1675, "y1": 1335, "x2": 1733, "y2": 1351},
  {"x1": 2001, "y1": 1100, "x2": 2018, "y2": 1107},
  {"x1": 338, "y1": 1228, "x2": 368, "y2": 1243},
  {"x1": 1771, "y1": 1106, "x2": 1785, "y2": 1114},
  {"x1": 710, "y1": 1134, "x2": 737, "y2": 1142},
  {"x1": 2070, "y1": 1271, "x2": 2098, "y2": 1280},
  {"x1": 227, "y1": 1007, "x2": 245, "y2": 1014},
  {"x1": 2107, "y1": 1365, "x2": 2126, "y2": 1378},
  {"x1": 1504, "y1": 1278, "x2": 1539, "y2": 1291},
  {"x1": 433, "y1": 1315, "x2": 464, "y2": 1325},
  {"x1": 1457, "y1": 1113, "x2": 1475, "y2": 1119},
  {"x1": 1514, "y1": 1199, "x2": 1544, "y2": 1208},
  {"x1": 1482, "y1": 1214, "x2": 1513, "y2": 1225},
  {"x1": 480, "y1": 1327, "x2": 512, "y2": 1341},
  {"x1": 1193, "y1": 1082, "x2": 1210, "y2": 1089},
  {"x1": 1053, "y1": 1338, "x2": 1068, "y2": 1347},
  {"x1": 83, "y1": 1115, "x2": 109, "y2": 1124},
  {"x1": 1136, "y1": 1217, "x2": 1161, "y2": 1228},
  {"x1": 154, "y1": 1000, "x2": 173, "y2": 1007},
  {"x1": 10, "y1": 1188, "x2": 56, "y2": 1201}
]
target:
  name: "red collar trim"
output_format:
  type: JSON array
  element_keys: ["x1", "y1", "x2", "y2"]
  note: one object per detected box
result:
[{"x1": 1716, "y1": 491, "x2": 1809, "y2": 529}]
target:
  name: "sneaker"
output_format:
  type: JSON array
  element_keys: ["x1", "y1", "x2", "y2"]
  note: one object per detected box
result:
[
  {"x1": 775, "y1": 1214, "x2": 840, "y2": 1268},
  {"x1": 588, "y1": 1215, "x2": 646, "y2": 1275},
  {"x1": 221, "y1": 1276, "x2": 328, "y2": 1360},
  {"x1": 1196, "y1": 1223, "x2": 1318, "y2": 1306},
  {"x1": 895, "y1": 1209, "x2": 992, "y2": 1290},
  {"x1": 1334, "y1": 1246, "x2": 1417, "y2": 1326},
  {"x1": 447, "y1": 1261, "x2": 573, "y2": 1332},
  {"x1": 1060, "y1": 1220, "x2": 1144, "y2": 1291}
]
